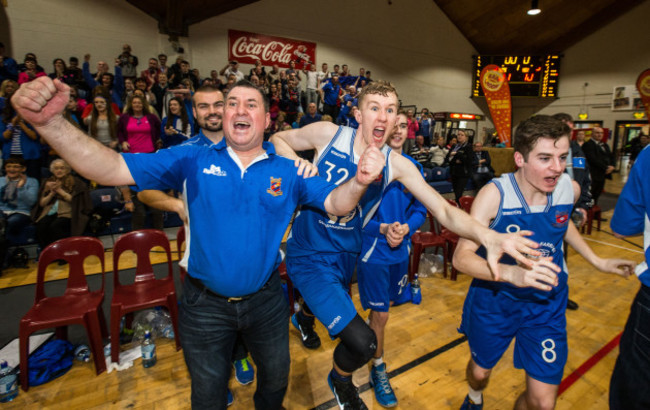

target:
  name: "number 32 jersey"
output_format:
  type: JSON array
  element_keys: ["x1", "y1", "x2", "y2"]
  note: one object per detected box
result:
[{"x1": 287, "y1": 126, "x2": 391, "y2": 257}]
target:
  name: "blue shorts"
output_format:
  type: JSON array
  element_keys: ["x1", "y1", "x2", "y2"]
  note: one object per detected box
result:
[
  {"x1": 357, "y1": 258, "x2": 409, "y2": 312},
  {"x1": 286, "y1": 253, "x2": 357, "y2": 336},
  {"x1": 459, "y1": 282, "x2": 569, "y2": 385}
]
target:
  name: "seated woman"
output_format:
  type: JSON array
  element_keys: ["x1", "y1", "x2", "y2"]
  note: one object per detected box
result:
[
  {"x1": 161, "y1": 97, "x2": 192, "y2": 148},
  {"x1": 32, "y1": 159, "x2": 92, "y2": 252},
  {"x1": 0, "y1": 158, "x2": 38, "y2": 270}
]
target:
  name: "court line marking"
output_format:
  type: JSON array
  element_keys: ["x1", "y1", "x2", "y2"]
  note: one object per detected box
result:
[
  {"x1": 311, "y1": 335, "x2": 468, "y2": 410},
  {"x1": 582, "y1": 237, "x2": 644, "y2": 254},
  {"x1": 558, "y1": 332, "x2": 622, "y2": 396}
]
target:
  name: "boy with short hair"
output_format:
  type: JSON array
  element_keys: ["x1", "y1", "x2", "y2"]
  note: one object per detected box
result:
[{"x1": 453, "y1": 115, "x2": 635, "y2": 410}]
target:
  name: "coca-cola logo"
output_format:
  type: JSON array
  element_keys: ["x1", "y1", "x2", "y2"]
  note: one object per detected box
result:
[
  {"x1": 232, "y1": 36, "x2": 295, "y2": 65},
  {"x1": 228, "y1": 30, "x2": 316, "y2": 69}
]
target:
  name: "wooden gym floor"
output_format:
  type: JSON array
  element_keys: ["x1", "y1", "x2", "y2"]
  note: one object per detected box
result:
[{"x1": 3, "y1": 176, "x2": 643, "y2": 409}]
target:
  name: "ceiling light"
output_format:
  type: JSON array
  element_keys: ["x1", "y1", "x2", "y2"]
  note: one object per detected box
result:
[{"x1": 528, "y1": 0, "x2": 541, "y2": 15}]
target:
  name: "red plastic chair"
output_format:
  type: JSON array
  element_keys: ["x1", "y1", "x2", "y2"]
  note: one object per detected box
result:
[
  {"x1": 176, "y1": 225, "x2": 187, "y2": 282},
  {"x1": 19, "y1": 237, "x2": 108, "y2": 391},
  {"x1": 110, "y1": 230, "x2": 181, "y2": 363},
  {"x1": 409, "y1": 211, "x2": 448, "y2": 281},
  {"x1": 581, "y1": 205, "x2": 602, "y2": 235},
  {"x1": 459, "y1": 195, "x2": 475, "y2": 213}
]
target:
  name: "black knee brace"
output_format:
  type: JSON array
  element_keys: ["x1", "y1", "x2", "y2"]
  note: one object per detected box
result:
[{"x1": 333, "y1": 315, "x2": 377, "y2": 373}]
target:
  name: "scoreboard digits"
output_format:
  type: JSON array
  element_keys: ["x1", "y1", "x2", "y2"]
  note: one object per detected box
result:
[{"x1": 472, "y1": 55, "x2": 561, "y2": 98}]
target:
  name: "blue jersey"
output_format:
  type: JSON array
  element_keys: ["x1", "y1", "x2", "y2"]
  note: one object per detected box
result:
[
  {"x1": 123, "y1": 139, "x2": 336, "y2": 297},
  {"x1": 287, "y1": 126, "x2": 391, "y2": 257},
  {"x1": 473, "y1": 173, "x2": 574, "y2": 301},
  {"x1": 360, "y1": 154, "x2": 427, "y2": 264},
  {"x1": 612, "y1": 145, "x2": 650, "y2": 286}
]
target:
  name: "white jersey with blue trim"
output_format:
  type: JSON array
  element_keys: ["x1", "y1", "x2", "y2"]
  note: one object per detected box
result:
[
  {"x1": 287, "y1": 126, "x2": 392, "y2": 257},
  {"x1": 474, "y1": 172, "x2": 574, "y2": 301}
]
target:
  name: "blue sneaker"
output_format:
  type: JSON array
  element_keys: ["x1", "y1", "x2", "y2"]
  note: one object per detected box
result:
[
  {"x1": 233, "y1": 357, "x2": 255, "y2": 385},
  {"x1": 369, "y1": 363, "x2": 397, "y2": 408},
  {"x1": 227, "y1": 389, "x2": 234, "y2": 407},
  {"x1": 328, "y1": 371, "x2": 368, "y2": 409},
  {"x1": 460, "y1": 394, "x2": 483, "y2": 410}
]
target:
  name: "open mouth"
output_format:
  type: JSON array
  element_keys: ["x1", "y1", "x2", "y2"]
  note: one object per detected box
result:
[
  {"x1": 544, "y1": 175, "x2": 560, "y2": 186},
  {"x1": 372, "y1": 127, "x2": 385, "y2": 143},
  {"x1": 234, "y1": 121, "x2": 250, "y2": 130}
]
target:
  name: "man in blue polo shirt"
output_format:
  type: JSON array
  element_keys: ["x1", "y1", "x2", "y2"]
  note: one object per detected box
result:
[
  {"x1": 12, "y1": 77, "x2": 387, "y2": 410},
  {"x1": 609, "y1": 146, "x2": 649, "y2": 409}
]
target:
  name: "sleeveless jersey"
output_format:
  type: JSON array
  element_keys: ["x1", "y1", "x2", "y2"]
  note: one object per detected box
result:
[
  {"x1": 287, "y1": 126, "x2": 392, "y2": 257},
  {"x1": 474, "y1": 172, "x2": 574, "y2": 301}
]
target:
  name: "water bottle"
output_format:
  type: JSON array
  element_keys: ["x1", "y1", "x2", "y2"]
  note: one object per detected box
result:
[
  {"x1": 141, "y1": 330, "x2": 157, "y2": 368},
  {"x1": 0, "y1": 361, "x2": 18, "y2": 403},
  {"x1": 411, "y1": 275, "x2": 422, "y2": 305},
  {"x1": 74, "y1": 344, "x2": 91, "y2": 362}
]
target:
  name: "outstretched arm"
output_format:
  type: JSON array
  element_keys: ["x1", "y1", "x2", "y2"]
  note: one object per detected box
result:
[
  {"x1": 564, "y1": 222, "x2": 634, "y2": 277},
  {"x1": 11, "y1": 77, "x2": 134, "y2": 185},
  {"x1": 270, "y1": 121, "x2": 339, "y2": 160},
  {"x1": 392, "y1": 153, "x2": 539, "y2": 278}
]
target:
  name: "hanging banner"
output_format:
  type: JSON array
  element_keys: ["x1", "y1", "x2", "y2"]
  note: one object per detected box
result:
[
  {"x1": 636, "y1": 69, "x2": 650, "y2": 120},
  {"x1": 480, "y1": 64, "x2": 512, "y2": 147},
  {"x1": 228, "y1": 29, "x2": 316, "y2": 69}
]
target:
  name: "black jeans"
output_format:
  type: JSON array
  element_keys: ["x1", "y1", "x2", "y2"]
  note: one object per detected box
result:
[
  {"x1": 35, "y1": 214, "x2": 71, "y2": 249},
  {"x1": 610, "y1": 283, "x2": 650, "y2": 410}
]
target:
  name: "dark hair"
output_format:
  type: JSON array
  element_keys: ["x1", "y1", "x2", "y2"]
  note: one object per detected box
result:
[
  {"x1": 52, "y1": 58, "x2": 67, "y2": 71},
  {"x1": 514, "y1": 115, "x2": 571, "y2": 160},
  {"x1": 69, "y1": 56, "x2": 79, "y2": 63},
  {"x1": 101, "y1": 72, "x2": 114, "y2": 85},
  {"x1": 551, "y1": 113, "x2": 573, "y2": 124},
  {"x1": 90, "y1": 95, "x2": 117, "y2": 142},
  {"x1": 158, "y1": 54, "x2": 167, "y2": 59},
  {"x1": 227, "y1": 80, "x2": 269, "y2": 112},
  {"x1": 4, "y1": 157, "x2": 26, "y2": 167},
  {"x1": 167, "y1": 97, "x2": 189, "y2": 134},
  {"x1": 126, "y1": 95, "x2": 151, "y2": 116}
]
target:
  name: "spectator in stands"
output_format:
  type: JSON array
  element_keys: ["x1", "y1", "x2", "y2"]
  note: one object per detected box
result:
[
  {"x1": 471, "y1": 141, "x2": 494, "y2": 191},
  {"x1": 161, "y1": 97, "x2": 192, "y2": 147},
  {"x1": 445, "y1": 130, "x2": 475, "y2": 204},
  {"x1": 63, "y1": 94, "x2": 82, "y2": 128},
  {"x1": 83, "y1": 54, "x2": 125, "y2": 109},
  {"x1": 0, "y1": 42, "x2": 18, "y2": 82},
  {"x1": 117, "y1": 44, "x2": 138, "y2": 79},
  {"x1": 32, "y1": 158, "x2": 91, "y2": 251},
  {"x1": 248, "y1": 60, "x2": 266, "y2": 80},
  {"x1": 48, "y1": 58, "x2": 75, "y2": 86},
  {"x1": 446, "y1": 136, "x2": 457, "y2": 150},
  {"x1": 158, "y1": 54, "x2": 169, "y2": 76},
  {"x1": 18, "y1": 56, "x2": 46, "y2": 85},
  {"x1": 134, "y1": 77, "x2": 157, "y2": 111},
  {"x1": 299, "y1": 103, "x2": 322, "y2": 127},
  {"x1": 152, "y1": 73, "x2": 172, "y2": 116},
  {"x1": 67, "y1": 85, "x2": 87, "y2": 119},
  {"x1": 303, "y1": 63, "x2": 319, "y2": 109},
  {"x1": 630, "y1": 134, "x2": 649, "y2": 165},
  {"x1": 118, "y1": 95, "x2": 163, "y2": 230},
  {"x1": 282, "y1": 77, "x2": 301, "y2": 124},
  {"x1": 321, "y1": 74, "x2": 341, "y2": 119},
  {"x1": 292, "y1": 112, "x2": 304, "y2": 129},
  {"x1": 575, "y1": 129, "x2": 586, "y2": 147},
  {"x1": 173, "y1": 60, "x2": 199, "y2": 90},
  {"x1": 1, "y1": 103, "x2": 41, "y2": 180},
  {"x1": 141, "y1": 58, "x2": 160, "y2": 90},
  {"x1": 583, "y1": 126, "x2": 615, "y2": 205},
  {"x1": 419, "y1": 110, "x2": 434, "y2": 146},
  {"x1": 408, "y1": 135, "x2": 432, "y2": 169},
  {"x1": 84, "y1": 95, "x2": 118, "y2": 150},
  {"x1": 0, "y1": 80, "x2": 17, "y2": 112},
  {"x1": 404, "y1": 109, "x2": 419, "y2": 153},
  {"x1": 66, "y1": 57, "x2": 85, "y2": 91},
  {"x1": 220, "y1": 60, "x2": 245, "y2": 83},
  {"x1": 267, "y1": 64, "x2": 280, "y2": 84},
  {"x1": 272, "y1": 111, "x2": 291, "y2": 133},
  {"x1": 430, "y1": 134, "x2": 449, "y2": 167},
  {"x1": 0, "y1": 157, "x2": 38, "y2": 272}
]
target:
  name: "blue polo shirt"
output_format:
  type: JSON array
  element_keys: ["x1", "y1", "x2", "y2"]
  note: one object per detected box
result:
[{"x1": 122, "y1": 139, "x2": 336, "y2": 297}]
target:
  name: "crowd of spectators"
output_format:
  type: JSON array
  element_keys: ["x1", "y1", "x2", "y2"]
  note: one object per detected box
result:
[{"x1": 0, "y1": 40, "x2": 494, "y2": 271}]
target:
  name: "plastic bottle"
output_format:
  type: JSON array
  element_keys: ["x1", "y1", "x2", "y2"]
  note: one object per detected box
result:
[
  {"x1": 0, "y1": 361, "x2": 18, "y2": 403},
  {"x1": 141, "y1": 330, "x2": 157, "y2": 368},
  {"x1": 74, "y1": 344, "x2": 91, "y2": 362},
  {"x1": 411, "y1": 275, "x2": 422, "y2": 305}
]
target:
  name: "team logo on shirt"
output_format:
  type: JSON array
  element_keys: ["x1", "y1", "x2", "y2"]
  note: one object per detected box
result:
[
  {"x1": 554, "y1": 211, "x2": 569, "y2": 227},
  {"x1": 267, "y1": 177, "x2": 283, "y2": 197}
]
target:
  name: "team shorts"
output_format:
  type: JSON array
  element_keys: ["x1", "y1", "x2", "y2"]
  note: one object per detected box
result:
[
  {"x1": 459, "y1": 282, "x2": 569, "y2": 385},
  {"x1": 286, "y1": 253, "x2": 357, "y2": 336},
  {"x1": 357, "y1": 258, "x2": 409, "y2": 312}
]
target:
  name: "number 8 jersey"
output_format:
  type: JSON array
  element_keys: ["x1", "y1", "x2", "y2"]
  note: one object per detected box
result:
[{"x1": 287, "y1": 126, "x2": 392, "y2": 257}]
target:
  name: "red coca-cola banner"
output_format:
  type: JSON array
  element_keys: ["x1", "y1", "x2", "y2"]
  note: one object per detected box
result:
[
  {"x1": 480, "y1": 64, "x2": 512, "y2": 147},
  {"x1": 228, "y1": 29, "x2": 316, "y2": 69},
  {"x1": 636, "y1": 68, "x2": 650, "y2": 120}
]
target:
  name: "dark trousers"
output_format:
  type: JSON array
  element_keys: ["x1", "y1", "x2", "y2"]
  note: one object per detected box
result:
[
  {"x1": 131, "y1": 191, "x2": 164, "y2": 230},
  {"x1": 591, "y1": 178, "x2": 606, "y2": 204},
  {"x1": 35, "y1": 214, "x2": 71, "y2": 250},
  {"x1": 451, "y1": 175, "x2": 469, "y2": 203},
  {"x1": 180, "y1": 271, "x2": 289, "y2": 410},
  {"x1": 1, "y1": 213, "x2": 33, "y2": 267},
  {"x1": 609, "y1": 283, "x2": 650, "y2": 410},
  {"x1": 323, "y1": 104, "x2": 339, "y2": 120}
]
